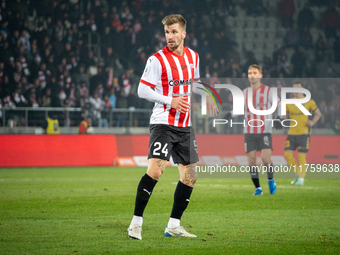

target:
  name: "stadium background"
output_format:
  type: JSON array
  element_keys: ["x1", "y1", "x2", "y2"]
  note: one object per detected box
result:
[{"x1": 0, "y1": 0, "x2": 340, "y2": 167}]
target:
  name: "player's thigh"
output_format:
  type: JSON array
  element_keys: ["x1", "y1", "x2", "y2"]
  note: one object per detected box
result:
[
  {"x1": 148, "y1": 125, "x2": 174, "y2": 161},
  {"x1": 172, "y1": 128, "x2": 198, "y2": 165},
  {"x1": 244, "y1": 134, "x2": 258, "y2": 154},
  {"x1": 178, "y1": 163, "x2": 197, "y2": 187},
  {"x1": 285, "y1": 135, "x2": 297, "y2": 151},
  {"x1": 297, "y1": 135, "x2": 310, "y2": 153},
  {"x1": 257, "y1": 133, "x2": 273, "y2": 152}
]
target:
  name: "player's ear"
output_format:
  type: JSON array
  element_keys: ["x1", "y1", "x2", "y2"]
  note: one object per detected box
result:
[{"x1": 182, "y1": 30, "x2": 186, "y2": 40}]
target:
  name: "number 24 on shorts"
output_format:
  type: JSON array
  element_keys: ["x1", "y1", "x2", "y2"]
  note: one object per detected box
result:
[{"x1": 153, "y1": 142, "x2": 169, "y2": 157}]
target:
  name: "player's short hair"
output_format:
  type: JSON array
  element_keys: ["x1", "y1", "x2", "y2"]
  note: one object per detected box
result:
[
  {"x1": 248, "y1": 64, "x2": 262, "y2": 73},
  {"x1": 162, "y1": 14, "x2": 186, "y2": 31},
  {"x1": 293, "y1": 80, "x2": 304, "y2": 87}
]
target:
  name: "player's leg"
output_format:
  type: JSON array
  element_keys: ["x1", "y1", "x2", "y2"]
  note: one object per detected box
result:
[
  {"x1": 245, "y1": 134, "x2": 262, "y2": 195},
  {"x1": 296, "y1": 152, "x2": 306, "y2": 185},
  {"x1": 247, "y1": 150, "x2": 262, "y2": 195},
  {"x1": 128, "y1": 125, "x2": 172, "y2": 240},
  {"x1": 295, "y1": 135, "x2": 310, "y2": 185},
  {"x1": 284, "y1": 135, "x2": 299, "y2": 184},
  {"x1": 164, "y1": 128, "x2": 198, "y2": 237},
  {"x1": 164, "y1": 163, "x2": 197, "y2": 237},
  {"x1": 259, "y1": 134, "x2": 276, "y2": 194},
  {"x1": 127, "y1": 158, "x2": 166, "y2": 240},
  {"x1": 133, "y1": 158, "x2": 166, "y2": 217}
]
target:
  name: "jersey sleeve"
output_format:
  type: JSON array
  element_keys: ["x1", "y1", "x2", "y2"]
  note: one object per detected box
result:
[
  {"x1": 194, "y1": 53, "x2": 200, "y2": 81},
  {"x1": 140, "y1": 56, "x2": 161, "y2": 88},
  {"x1": 309, "y1": 99, "x2": 318, "y2": 112},
  {"x1": 138, "y1": 83, "x2": 172, "y2": 105}
]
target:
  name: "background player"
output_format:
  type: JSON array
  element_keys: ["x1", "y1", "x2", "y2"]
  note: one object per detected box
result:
[
  {"x1": 127, "y1": 14, "x2": 216, "y2": 240},
  {"x1": 284, "y1": 81, "x2": 322, "y2": 185},
  {"x1": 227, "y1": 64, "x2": 281, "y2": 195}
]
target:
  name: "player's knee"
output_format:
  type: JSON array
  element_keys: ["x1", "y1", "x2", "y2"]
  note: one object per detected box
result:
[
  {"x1": 146, "y1": 168, "x2": 162, "y2": 181},
  {"x1": 298, "y1": 152, "x2": 306, "y2": 163},
  {"x1": 284, "y1": 151, "x2": 293, "y2": 160},
  {"x1": 262, "y1": 159, "x2": 271, "y2": 166},
  {"x1": 180, "y1": 176, "x2": 197, "y2": 187}
]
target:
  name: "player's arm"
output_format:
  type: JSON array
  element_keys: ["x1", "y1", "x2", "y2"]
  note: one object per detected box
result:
[
  {"x1": 138, "y1": 56, "x2": 189, "y2": 114},
  {"x1": 138, "y1": 84, "x2": 189, "y2": 113},
  {"x1": 307, "y1": 107, "x2": 322, "y2": 127}
]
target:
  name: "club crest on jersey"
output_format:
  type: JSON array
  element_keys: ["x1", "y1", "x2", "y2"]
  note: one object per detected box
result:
[{"x1": 169, "y1": 78, "x2": 193, "y2": 86}]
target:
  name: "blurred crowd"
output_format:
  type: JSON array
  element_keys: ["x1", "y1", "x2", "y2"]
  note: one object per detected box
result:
[{"x1": 0, "y1": 0, "x2": 339, "y2": 129}]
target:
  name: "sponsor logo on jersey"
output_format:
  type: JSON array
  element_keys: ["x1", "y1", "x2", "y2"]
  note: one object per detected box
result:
[{"x1": 169, "y1": 78, "x2": 193, "y2": 86}]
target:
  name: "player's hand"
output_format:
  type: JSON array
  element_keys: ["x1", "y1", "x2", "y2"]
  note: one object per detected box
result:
[
  {"x1": 225, "y1": 112, "x2": 232, "y2": 120},
  {"x1": 274, "y1": 117, "x2": 283, "y2": 130},
  {"x1": 207, "y1": 96, "x2": 218, "y2": 116},
  {"x1": 307, "y1": 120, "x2": 314, "y2": 127},
  {"x1": 171, "y1": 97, "x2": 190, "y2": 113}
]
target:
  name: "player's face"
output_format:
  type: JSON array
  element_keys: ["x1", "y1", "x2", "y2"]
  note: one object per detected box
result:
[
  {"x1": 248, "y1": 67, "x2": 262, "y2": 84},
  {"x1": 293, "y1": 83, "x2": 303, "y2": 98},
  {"x1": 164, "y1": 23, "x2": 186, "y2": 51}
]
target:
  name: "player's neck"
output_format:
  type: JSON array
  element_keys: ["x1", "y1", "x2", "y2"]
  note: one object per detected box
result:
[
  {"x1": 295, "y1": 94, "x2": 304, "y2": 99},
  {"x1": 167, "y1": 44, "x2": 184, "y2": 56},
  {"x1": 251, "y1": 82, "x2": 261, "y2": 90}
]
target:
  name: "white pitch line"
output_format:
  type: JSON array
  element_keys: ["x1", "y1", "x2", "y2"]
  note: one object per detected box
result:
[{"x1": 171, "y1": 182, "x2": 318, "y2": 189}]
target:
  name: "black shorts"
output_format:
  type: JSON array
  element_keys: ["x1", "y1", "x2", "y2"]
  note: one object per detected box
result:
[
  {"x1": 244, "y1": 133, "x2": 273, "y2": 153},
  {"x1": 285, "y1": 134, "x2": 310, "y2": 153},
  {"x1": 148, "y1": 124, "x2": 199, "y2": 165}
]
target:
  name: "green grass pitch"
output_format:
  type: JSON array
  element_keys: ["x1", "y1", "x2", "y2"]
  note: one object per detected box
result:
[{"x1": 0, "y1": 166, "x2": 339, "y2": 254}]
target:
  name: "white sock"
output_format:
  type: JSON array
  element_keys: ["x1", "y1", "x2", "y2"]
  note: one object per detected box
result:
[
  {"x1": 168, "y1": 217, "x2": 180, "y2": 228},
  {"x1": 298, "y1": 178, "x2": 304, "y2": 181},
  {"x1": 131, "y1": 215, "x2": 143, "y2": 226}
]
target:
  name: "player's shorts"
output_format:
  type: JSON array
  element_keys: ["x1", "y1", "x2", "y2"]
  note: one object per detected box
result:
[
  {"x1": 284, "y1": 134, "x2": 310, "y2": 153},
  {"x1": 148, "y1": 124, "x2": 199, "y2": 165},
  {"x1": 244, "y1": 133, "x2": 273, "y2": 153}
]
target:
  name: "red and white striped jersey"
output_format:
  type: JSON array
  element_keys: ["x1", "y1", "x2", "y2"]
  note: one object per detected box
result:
[
  {"x1": 140, "y1": 46, "x2": 199, "y2": 127},
  {"x1": 243, "y1": 84, "x2": 277, "y2": 134}
]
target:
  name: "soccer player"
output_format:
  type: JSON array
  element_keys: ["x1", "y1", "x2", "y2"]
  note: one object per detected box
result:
[
  {"x1": 127, "y1": 14, "x2": 217, "y2": 240},
  {"x1": 226, "y1": 65, "x2": 281, "y2": 195},
  {"x1": 284, "y1": 81, "x2": 322, "y2": 185}
]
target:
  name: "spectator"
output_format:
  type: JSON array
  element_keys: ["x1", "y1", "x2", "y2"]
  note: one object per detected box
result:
[
  {"x1": 291, "y1": 46, "x2": 307, "y2": 77},
  {"x1": 321, "y1": 4, "x2": 339, "y2": 40},
  {"x1": 41, "y1": 87, "x2": 52, "y2": 107},
  {"x1": 333, "y1": 36, "x2": 340, "y2": 63},
  {"x1": 315, "y1": 35, "x2": 329, "y2": 62},
  {"x1": 89, "y1": 92, "x2": 101, "y2": 126},
  {"x1": 278, "y1": 0, "x2": 295, "y2": 28},
  {"x1": 297, "y1": 3, "x2": 314, "y2": 30},
  {"x1": 284, "y1": 25, "x2": 301, "y2": 48},
  {"x1": 78, "y1": 115, "x2": 93, "y2": 134},
  {"x1": 299, "y1": 26, "x2": 313, "y2": 49}
]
